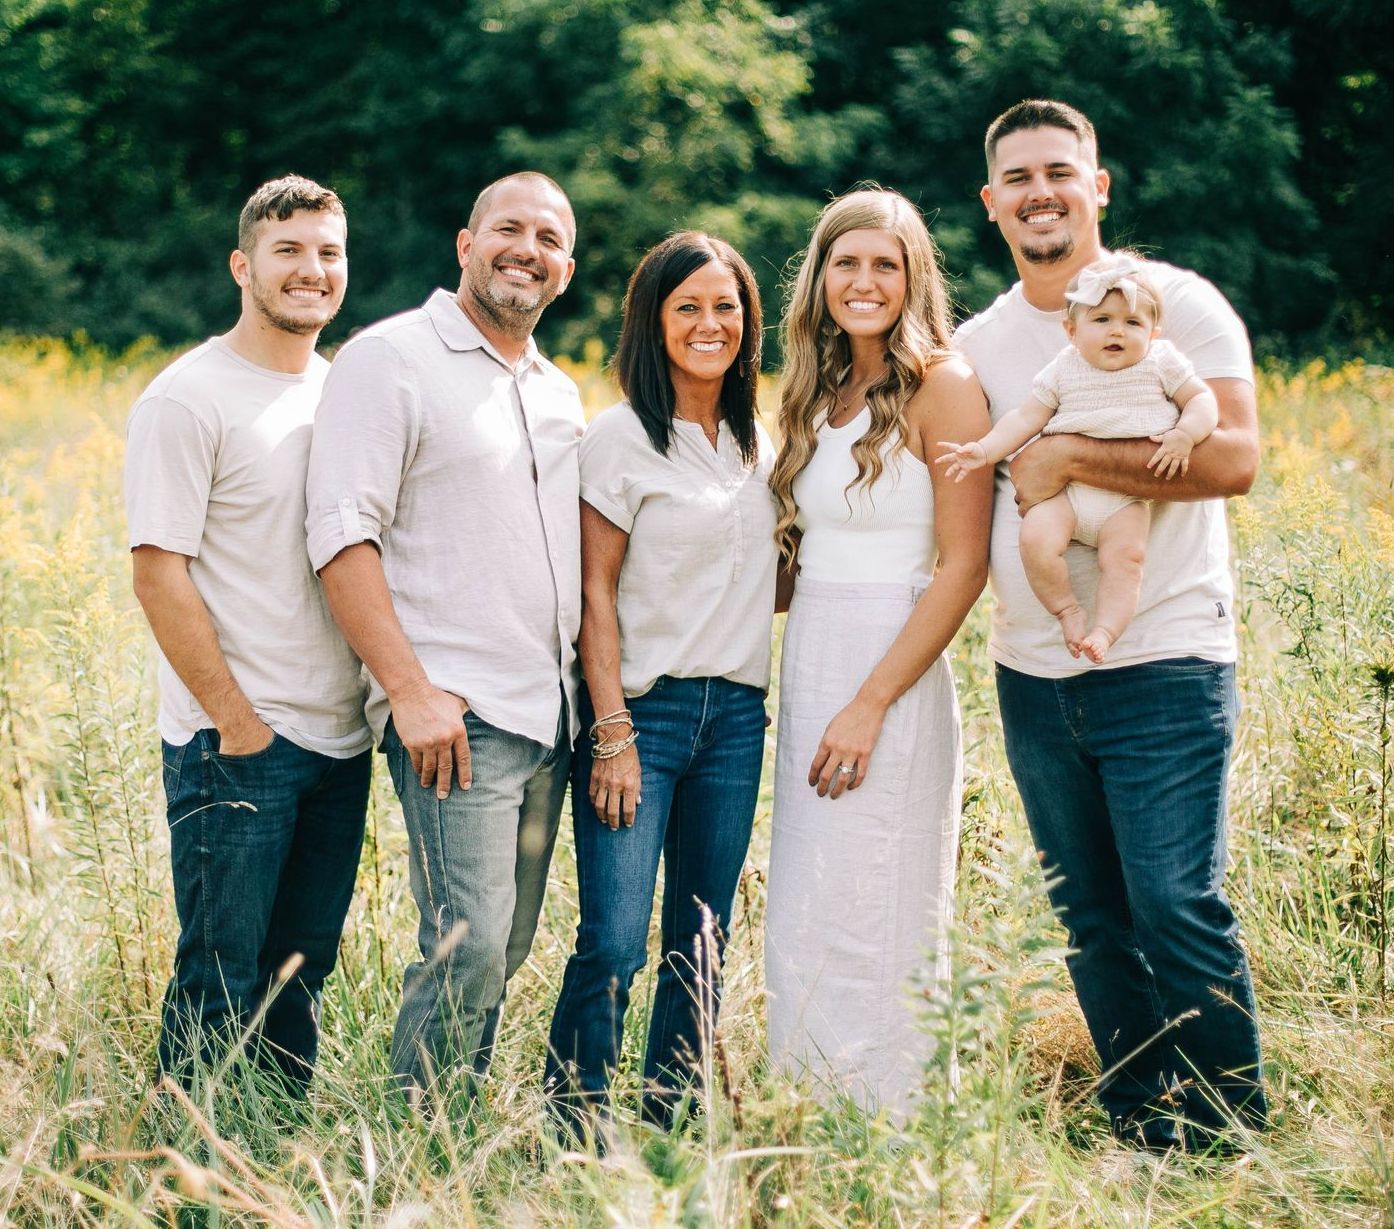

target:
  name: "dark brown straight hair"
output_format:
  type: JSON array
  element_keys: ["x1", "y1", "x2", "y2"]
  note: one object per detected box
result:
[{"x1": 613, "y1": 231, "x2": 762, "y2": 466}]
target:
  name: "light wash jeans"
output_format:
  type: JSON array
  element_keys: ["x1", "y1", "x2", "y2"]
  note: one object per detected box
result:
[{"x1": 383, "y1": 705, "x2": 569, "y2": 1100}]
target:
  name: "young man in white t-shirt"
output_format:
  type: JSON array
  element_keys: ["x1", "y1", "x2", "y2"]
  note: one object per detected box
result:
[
  {"x1": 955, "y1": 100, "x2": 1267, "y2": 1153},
  {"x1": 125, "y1": 176, "x2": 370, "y2": 1094}
]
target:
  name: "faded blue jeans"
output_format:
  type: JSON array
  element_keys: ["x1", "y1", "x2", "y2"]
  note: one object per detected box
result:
[
  {"x1": 545, "y1": 676, "x2": 765, "y2": 1131},
  {"x1": 384, "y1": 705, "x2": 569, "y2": 1100},
  {"x1": 158, "y1": 730, "x2": 370, "y2": 1092},
  {"x1": 996, "y1": 659, "x2": 1267, "y2": 1150}
]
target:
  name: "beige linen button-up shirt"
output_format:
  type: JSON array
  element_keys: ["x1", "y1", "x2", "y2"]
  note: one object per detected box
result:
[{"x1": 306, "y1": 289, "x2": 583, "y2": 746}]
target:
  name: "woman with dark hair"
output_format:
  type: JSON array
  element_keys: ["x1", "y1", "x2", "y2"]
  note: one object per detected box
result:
[{"x1": 545, "y1": 232, "x2": 776, "y2": 1133}]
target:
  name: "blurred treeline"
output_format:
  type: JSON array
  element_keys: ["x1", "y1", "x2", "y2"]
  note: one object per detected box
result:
[{"x1": 2, "y1": 0, "x2": 1389, "y2": 361}]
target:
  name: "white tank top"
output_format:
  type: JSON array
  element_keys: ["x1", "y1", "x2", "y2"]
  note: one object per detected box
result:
[{"x1": 792, "y1": 407, "x2": 936, "y2": 586}]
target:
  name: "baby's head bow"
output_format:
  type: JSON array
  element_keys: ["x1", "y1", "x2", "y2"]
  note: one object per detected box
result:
[{"x1": 1064, "y1": 262, "x2": 1142, "y2": 312}]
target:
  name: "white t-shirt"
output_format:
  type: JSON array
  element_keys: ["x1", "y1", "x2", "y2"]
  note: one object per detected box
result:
[
  {"x1": 580, "y1": 402, "x2": 777, "y2": 697},
  {"x1": 125, "y1": 338, "x2": 370, "y2": 755},
  {"x1": 954, "y1": 261, "x2": 1253, "y2": 676}
]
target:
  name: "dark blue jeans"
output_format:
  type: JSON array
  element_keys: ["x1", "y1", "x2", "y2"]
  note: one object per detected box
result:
[
  {"x1": 996, "y1": 659, "x2": 1267, "y2": 1149},
  {"x1": 545, "y1": 676, "x2": 765, "y2": 1130},
  {"x1": 157, "y1": 729, "x2": 370, "y2": 1092}
]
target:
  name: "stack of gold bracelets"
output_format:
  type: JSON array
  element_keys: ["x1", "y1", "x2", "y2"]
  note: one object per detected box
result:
[{"x1": 590, "y1": 708, "x2": 637, "y2": 760}]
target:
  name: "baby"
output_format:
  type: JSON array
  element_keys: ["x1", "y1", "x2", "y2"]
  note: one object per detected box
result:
[{"x1": 938, "y1": 254, "x2": 1218, "y2": 662}]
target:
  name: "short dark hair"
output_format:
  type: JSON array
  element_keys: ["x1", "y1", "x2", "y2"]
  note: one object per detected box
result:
[
  {"x1": 467, "y1": 171, "x2": 575, "y2": 248},
  {"x1": 985, "y1": 99, "x2": 1098, "y2": 172},
  {"x1": 614, "y1": 232, "x2": 763, "y2": 466},
  {"x1": 238, "y1": 175, "x2": 345, "y2": 253}
]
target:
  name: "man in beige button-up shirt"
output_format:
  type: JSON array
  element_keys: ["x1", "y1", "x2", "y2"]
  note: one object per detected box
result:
[{"x1": 306, "y1": 172, "x2": 583, "y2": 1104}]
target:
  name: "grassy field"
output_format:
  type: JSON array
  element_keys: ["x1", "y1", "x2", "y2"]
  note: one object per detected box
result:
[{"x1": 0, "y1": 337, "x2": 1391, "y2": 1226}]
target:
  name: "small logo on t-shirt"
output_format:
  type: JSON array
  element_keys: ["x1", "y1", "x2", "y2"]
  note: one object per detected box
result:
[{"x1": 1215, "y1": 601, "x2": 1227, "y2": 619}]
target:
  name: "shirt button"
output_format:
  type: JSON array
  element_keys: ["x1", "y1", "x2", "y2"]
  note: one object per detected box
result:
[{"x1": 340, "y1": 497, "x2": 352, "y2": 507}]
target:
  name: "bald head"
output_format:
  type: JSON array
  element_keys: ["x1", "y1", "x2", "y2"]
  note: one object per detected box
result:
[{"x1": 468, "y1": 172, "x2": 575, "y2": 250}]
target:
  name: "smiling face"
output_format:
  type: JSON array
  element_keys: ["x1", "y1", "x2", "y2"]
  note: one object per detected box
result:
[
  {"x1": 457, "y1": 179, "x2": 574, "y2": 337},
  {"x1": 661, "y1": 259, "x2": 743, "y2": 390},
  {"x1": 982, "y1": 125, "x2": 1109, "y2": 270},
  {"x1": 233, "y1": 208, "x2": 347, "y2": 336},
  {"x1": 1065, "y1": 288, "x2": 1159, "y2": 371},
  {"x1": 822, "y1": 227, "x2": 907, "y2": 341}
]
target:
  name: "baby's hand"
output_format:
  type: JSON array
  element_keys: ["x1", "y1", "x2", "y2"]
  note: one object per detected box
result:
[
  {"x1": 935, "y1": 441, "x2": 987, "y2": 483},
  {"x1": 1147, "y1": 428, "x2": 1196, "y2": 480}
]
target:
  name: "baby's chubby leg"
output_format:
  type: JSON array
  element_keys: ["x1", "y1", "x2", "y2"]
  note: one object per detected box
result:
[
  {"x1": 1081, "y1": 501, "x2": 1152, "y2": 664},
  {"x1": 1018, "y1": 492, "x2": 1088, "y2": 657}
]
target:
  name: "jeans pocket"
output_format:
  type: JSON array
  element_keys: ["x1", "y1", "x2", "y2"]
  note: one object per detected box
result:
[
  {"x1": 161, "y1": 737, "x2": 208, "y2": 831},
  {"x1": 211, "y1": 730, "x2": 281, "y2": 763},
  {"x1": 382, "y1": 719, "x2": 432, "y2": 796},
  {"x1": 207, "y1": 731, "x2": 292, "y2": 818},
  {"x1": 384, "y1": 734, "x2": 407, "y2": 796},
  {"x1": 161, "y1": 739, "x2": 188, "y2": 796}
]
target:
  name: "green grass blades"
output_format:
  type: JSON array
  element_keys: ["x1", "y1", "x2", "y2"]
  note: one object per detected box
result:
[{"x1": 0, "y1": 339, "x2": 1390, "y2": 1225}]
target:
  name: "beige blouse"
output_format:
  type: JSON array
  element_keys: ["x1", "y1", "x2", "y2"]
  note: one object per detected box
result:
[{"x1": 580, "y1": 402, "x2": 778, "y2": 698}]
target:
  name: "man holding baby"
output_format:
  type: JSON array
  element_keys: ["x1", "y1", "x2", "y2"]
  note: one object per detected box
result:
[{"x1": 954, "y1": 98, "x2": 1267, "y2": 1154}]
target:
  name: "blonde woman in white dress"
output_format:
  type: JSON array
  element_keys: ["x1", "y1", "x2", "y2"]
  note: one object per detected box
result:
[{"x1": 766, "y1": 188, "x2": 993, "y2": 1118}]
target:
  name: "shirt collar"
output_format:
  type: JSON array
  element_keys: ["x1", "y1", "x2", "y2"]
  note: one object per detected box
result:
[{"x1": 424, "y1": 287, "x2": 541, "y2": 373}]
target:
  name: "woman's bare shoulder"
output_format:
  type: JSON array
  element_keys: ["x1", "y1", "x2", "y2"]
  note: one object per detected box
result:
[{"x1": 906, "y1": 355, "x2": 986, "y2": 425}]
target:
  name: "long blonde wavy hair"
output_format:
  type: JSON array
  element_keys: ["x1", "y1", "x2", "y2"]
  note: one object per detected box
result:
[{"x1": 770, "y1": 189, "x2": 954, "y2": 563}]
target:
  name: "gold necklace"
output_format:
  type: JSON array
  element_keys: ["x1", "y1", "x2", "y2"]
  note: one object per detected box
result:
[
  {"x1": 675, "y1": 413, "x2": 720, "y2": 446},
  {"x1": 830, "y1": 367, "x2": 886, "y2": 420},
  {"x1": 833, "y1": 378, "x2": 875, "y2": 424}
]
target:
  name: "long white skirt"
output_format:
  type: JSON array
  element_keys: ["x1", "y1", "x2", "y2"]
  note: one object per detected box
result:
[{"x1": 765, "y1": 578, "x2": 962, "y2": 1119}]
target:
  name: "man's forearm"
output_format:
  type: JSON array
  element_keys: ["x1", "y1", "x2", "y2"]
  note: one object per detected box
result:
[
  {"x1": 1011, "y1": 376, "x2": 1259, "y2": 509},
  {"x1": 317, "y1": 542, "x2": 432, "y2": 704},
  {"x1": 131, "y1": 548, "x2": 264, "y2": 741},
  {"x1": 1025, "y1": 430, "x2": 1252, "y2": 501},
  {"x1": 319, "y1": 542, "x2": 470, "y2": 794}
]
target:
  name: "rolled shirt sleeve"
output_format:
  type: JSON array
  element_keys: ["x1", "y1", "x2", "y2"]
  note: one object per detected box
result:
[
  {"x1": 578, "y1": 409, "x2": 640, "y2": 533},
  {"x1": 1160, "y1": 276, "x2": 1253, "y2": 384},
  {"x1": 306, "y1": 335, "x2": 420, "y2": 572}
]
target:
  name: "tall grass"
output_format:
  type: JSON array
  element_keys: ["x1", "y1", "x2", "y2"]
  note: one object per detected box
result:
[{"x1": 0, "y1": 338, "x2": 1390, "y2": 1225}]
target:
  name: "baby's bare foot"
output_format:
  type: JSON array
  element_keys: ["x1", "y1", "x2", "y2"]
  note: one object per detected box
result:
[
  {"x1": 1054, "y1": 604, "x2": 1088, "y2": 658},
  {"x1": 1080, "y1": 626, "x2": 1116, "y2": 663}
]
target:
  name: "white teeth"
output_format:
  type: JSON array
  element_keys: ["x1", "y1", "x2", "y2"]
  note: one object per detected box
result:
[
  {"x1": 690, "y1": 341, "x2": 723, "y2": 352},
  {"x1": 1024, "y1": 212, "x2": 1062, "y2": 226},
  {"x1": 499, "y1": 266, "x2": 541, "y2": 281},
  {"x1": 845, "y1": 301, "x2": 881, "y2": 312},
  {"x1": 286, "y1": 288, "x2": 324, "y2": 298}
]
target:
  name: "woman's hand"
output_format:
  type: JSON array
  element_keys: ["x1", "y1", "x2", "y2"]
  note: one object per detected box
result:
[
  {"x1": 589, "y1": 742, "x2": 641, "y2": 829},
  {"x1": 808, "y1": 696, "x2": 887, "y2": 799}
]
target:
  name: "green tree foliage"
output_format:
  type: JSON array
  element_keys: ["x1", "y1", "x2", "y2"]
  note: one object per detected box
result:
[
  {"x1": 1224, "y1": 0, "x2": 1394, "y2": 349},
  {"x1": 0, "y1": 0, "x2": 1388, "y2": 354},
  {"x1": 495, "y1": 0, "x2": 868, "y2": 353},
  {"x1": 785, "y1": 0, "x2": 1331, "y2": 347}
]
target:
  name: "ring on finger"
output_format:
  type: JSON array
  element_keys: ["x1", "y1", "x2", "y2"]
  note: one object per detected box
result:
[{"x1": 836, "y1": 762, "x2": 855, "y2": 776}]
